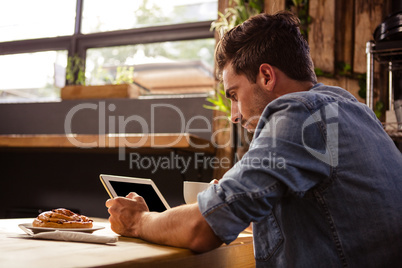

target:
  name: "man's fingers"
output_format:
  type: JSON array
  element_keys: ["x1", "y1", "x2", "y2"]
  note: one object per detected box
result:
[
  {"x1": 126, "y1": 192, "x2": 139, "y2": 199},
  {"x1": 107, "y1": 195, "x2": 137, "y2": 210},
  {"x1": 105, "y1": 198, "x2": 114, "y2": 208}
]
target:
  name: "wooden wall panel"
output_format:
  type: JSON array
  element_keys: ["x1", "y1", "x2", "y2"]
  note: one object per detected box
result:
[
  {"x1": 318, "y1": 76, "x2": 364, "y2": 102},
  {"x1": 218, "y1": 0, "x2": 230, "y2": 13},
  {"x1": 353, "y1": 0, "x2": 385, "y2": 74},
  {"x1": 335, "y1": 0, "x2": 354, "y2": 67},
  {"x1": 308, "y1": 0, "x2": 336, "y2": 73},
  {"x1": 264, "y1": 0, "x2": 286, "y2": 14}
]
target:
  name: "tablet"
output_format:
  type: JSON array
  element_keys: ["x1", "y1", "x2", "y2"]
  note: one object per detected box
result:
[{"x1": 100, "y1": 174, "x2": 170, "y2": 212}]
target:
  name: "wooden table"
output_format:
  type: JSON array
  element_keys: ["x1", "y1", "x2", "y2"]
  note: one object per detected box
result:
[{"x1": 0, "y1": 218, "x2": 255, "y2": 268}]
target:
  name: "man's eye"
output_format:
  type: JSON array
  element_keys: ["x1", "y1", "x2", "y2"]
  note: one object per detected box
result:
[{"x1": 231, "y1": 94, "x2": 237, "y2": 101}]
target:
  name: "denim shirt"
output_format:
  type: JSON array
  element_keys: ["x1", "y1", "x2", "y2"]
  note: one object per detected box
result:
[{"x1": 198, "y1": 83, "x2": 402, "y2": 267}]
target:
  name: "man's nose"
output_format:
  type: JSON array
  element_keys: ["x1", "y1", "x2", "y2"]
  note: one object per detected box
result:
[{"x1": 230, "y1": 103, "x2": 241, "y2": 124}]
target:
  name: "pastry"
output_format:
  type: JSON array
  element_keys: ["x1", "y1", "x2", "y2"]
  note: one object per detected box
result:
[{"x1": 32, "y1": 208, "x2": 93, "y2": 228}]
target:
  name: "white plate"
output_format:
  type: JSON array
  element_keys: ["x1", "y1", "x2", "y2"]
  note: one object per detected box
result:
[{"x1": 18, "y1": 223, "x2": 104, "y2": 234}]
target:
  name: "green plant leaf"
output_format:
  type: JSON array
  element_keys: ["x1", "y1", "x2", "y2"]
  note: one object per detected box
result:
[
  {"x1": 210, "y1": 0, "x2": 263, "y2": 35},
  {"x1": 358, "y1": 73, "x2": 366, "y2": 99},
  {"x1": 66, "y1": 54, "x2": 86, "y2": 85}
]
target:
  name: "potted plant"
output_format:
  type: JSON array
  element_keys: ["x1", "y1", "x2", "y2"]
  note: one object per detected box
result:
[{"x1": 61, "y1": 55, "x2": 141, "y2": 100}]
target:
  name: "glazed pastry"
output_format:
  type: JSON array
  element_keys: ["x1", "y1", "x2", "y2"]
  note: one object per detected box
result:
[{"x1": 32, "y1": 208, "x2": 93, "y2": 228}]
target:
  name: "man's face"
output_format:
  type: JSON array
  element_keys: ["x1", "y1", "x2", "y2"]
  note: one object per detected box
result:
[{"x1": 222, "y1": 64, "x2": 272, "y2": 133}]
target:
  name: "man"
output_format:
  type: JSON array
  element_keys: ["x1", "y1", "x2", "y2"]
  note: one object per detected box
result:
[{"x1": 106, "y1": 11, "x2": 402, "y2": 267}]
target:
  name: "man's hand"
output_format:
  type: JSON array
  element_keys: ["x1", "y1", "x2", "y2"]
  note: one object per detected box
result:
[
  {"x1": 105, "y1": 192, "x2": 149, "y2": 237},
  {"x1": 105, "y1": 191, "x2": 222, "y2": 252}
]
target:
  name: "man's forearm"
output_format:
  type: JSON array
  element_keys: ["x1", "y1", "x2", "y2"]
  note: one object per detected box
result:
[{"x1": 138, "y1": 203, "x2": 223, "y2": 252}]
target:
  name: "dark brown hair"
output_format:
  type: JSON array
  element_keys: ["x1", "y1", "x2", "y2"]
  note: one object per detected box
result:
[{"x1": 215, "y1": 11, "x2": 317, "y2": 84}]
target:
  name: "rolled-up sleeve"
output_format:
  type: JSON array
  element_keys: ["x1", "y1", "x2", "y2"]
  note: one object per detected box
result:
[{"x1": 198, "y1": 183, "x2": 250, "y2": 244}]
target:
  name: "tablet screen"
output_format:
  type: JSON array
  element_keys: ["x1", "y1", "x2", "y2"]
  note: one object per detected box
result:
[{"x1": 109, "y1": 181, "x2": 167, "y2": 212}]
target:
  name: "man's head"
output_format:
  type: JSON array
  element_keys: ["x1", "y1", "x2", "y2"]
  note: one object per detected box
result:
[
  {"x1": 215, "y1": 11, "x2": 317, "y2": 84},
  {"x1": 216, "y1": 11, "x2": 317, "y2": 132}
]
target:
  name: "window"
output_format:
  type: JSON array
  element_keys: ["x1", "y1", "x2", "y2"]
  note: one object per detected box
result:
[
  {"x1": 85, "y1": 39, "x2": 215, "y2": 94},
  {"x1": 0, "y1": 0, "x2": 76, "y2": 42},
  {"x1": 0, "y1": 0, "x2": 217, "y2": 102},
  {"x1": 0, "y1": 51, "x2": 67, "y2": 102},
  {"x1": 82, "y1": 0, "x2": 217, "y2": 33}
]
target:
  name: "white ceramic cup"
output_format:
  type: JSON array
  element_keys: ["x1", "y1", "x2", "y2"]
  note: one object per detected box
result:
[{"x1": 183, "y1": 181, "x2": 211, "y2": 204}]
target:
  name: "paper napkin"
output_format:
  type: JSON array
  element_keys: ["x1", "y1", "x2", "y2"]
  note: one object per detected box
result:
[{"x1": 32, "y1": 230, "x2": 118, "y2": 244}]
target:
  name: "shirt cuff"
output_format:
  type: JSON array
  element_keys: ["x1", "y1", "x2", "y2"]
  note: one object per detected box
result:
[{"x1": 198, "y1": 185, "x2": 249, "y2": 244}]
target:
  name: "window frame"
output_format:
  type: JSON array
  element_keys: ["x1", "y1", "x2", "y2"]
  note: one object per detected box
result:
[{"x1": 0, "y1": 0, "x2": 215, "y2": 84}]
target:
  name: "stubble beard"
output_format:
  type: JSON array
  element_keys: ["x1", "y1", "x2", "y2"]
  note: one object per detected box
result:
[{"x1": 242, "y1": 84, "x2": 271, "y2": 132}]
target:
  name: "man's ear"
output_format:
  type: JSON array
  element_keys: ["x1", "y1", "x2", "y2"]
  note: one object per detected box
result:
[{"x1": 258, "y1": 64, "x2": 276, "y2": 92}]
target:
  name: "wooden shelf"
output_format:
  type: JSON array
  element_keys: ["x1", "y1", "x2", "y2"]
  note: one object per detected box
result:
[{"x1": 0, "y1": 133, "x2": 216, "y2": 154}]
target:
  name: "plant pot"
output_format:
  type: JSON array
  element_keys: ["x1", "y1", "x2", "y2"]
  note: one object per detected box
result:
[{"x1": 61, "y1": 84, "x2": 140, "y2": 100}]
